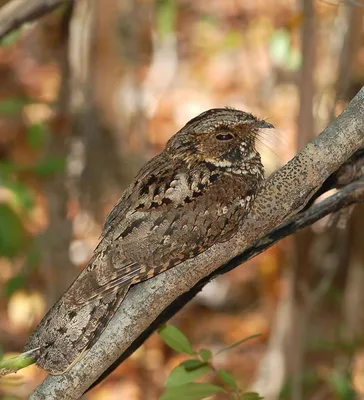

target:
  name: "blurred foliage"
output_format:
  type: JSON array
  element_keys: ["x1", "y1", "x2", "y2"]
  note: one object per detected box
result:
[
  {"x1": 0, "y1": 98, "x2": 31, "y2": 115},
  {"x1": 4, "y1": 248, "x2": 41, "y2": 297},
  {"x1": 27, "y1": 123, "x2": 47, "y2": 150},
  {"x1": 0, "y1": 0, "x2": 363, "y2": 399},
  {"x1": 269, "y1": 28, "x2": 301, "y2": 70},
  {"x1": 326, "y1": 371, "x2": 355, "y2": 400},
  {"x1": 0, "y1": 30, "x2": 21, "y2": 47},
  {"x1": 0, "y1": 204, "x2": 26, "y2": 258},
  {"x1": 156, "y1": 0, "x2": 176, "y2": 38},
  {"x1": 0, "y1": 96, "x2": 62, "y2": 298}
]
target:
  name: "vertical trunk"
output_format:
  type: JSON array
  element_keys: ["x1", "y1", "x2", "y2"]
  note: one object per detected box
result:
[
  {"x1": 343, "y1": 207, "x2": 364, "y2": 339},
  {"x1": 296, "y1": 0, "x2": 315, "y2": 150},
  {"x1": 40, "y1": 5, "x2": 76, "y2": 305},
  {"x1": 289, "y1": 1, "x2": 316, "y2": 398},
  {"x1": 68, "y1": 0, "x2": 153, "y2": 222}
]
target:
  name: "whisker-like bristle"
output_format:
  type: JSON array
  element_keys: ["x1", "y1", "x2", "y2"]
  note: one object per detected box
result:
[
  {"x1": 257, "y1": 127, "x2": 289, "y2": 153},
  {"x1": 255, "y1": 136, "x2": 282, "y2": 160}
]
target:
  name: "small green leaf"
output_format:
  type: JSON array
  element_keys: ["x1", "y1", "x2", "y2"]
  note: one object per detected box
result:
[
  {"x1": 4, "y1": 275, "x2": 26, "y2": 297},
  {"x1": 217, "y1": 369, "x2": 238, "y2": 389},
  {"x1": 160, "y1": 383, "x2": 224, "y2": 400},
  {"x1": 0, "y1": 204, "x2": 26, "y2": 258},
  {"x1": 223, "y1": 30, "x2": 243, "y2": 50},
  {"x1": 165, "y1": 362, "x2": 211, "y2": 388},
  {"x1": 158, "y1": 324, "x2": 195, "y2": 355},
  {"x1": 199, "y1": 348, "x2": 212, "y2": 362},
  {"x1": 268, "y1": 28, "x2": 301, "y2": 71},
  {"x1": 241, "y1": 392, "x2": 264, "y2": 400},
  {"x1": 3, "y1": 248, "x2": 40, "y2": 297},
  {"x1": 156, "y1": 0, "x2": 176, "y2": 38},
  {"x1": 180, "y1": 360, "x2": 206, "y2": 370},
  {"x1": 326, "y1": 370, "x2": 354, "y2": 399},
  {"x1": 0, "y1": 97, "x2": 30, "y2": 115},
  {"x1": 0, "y1": 30, "x2": 21, "y2": 47},
  {"x1": 216, "y1": 334, "x2": 262, "y2": 355},
  {"x1": 33, "y1": 157, "x2": 66, "y2": 176},
  {"x1": 269, "y1": 29, "x2": 291, "y2": 66},
  {"x1": 6, "y1": 182, "x2": 34, "y2": 210},
  {"x1": 0, "y1": 160, "x2": 25, "y2": 175},
  {"x1": 27, "y1": 123, "x2": 47, "y2": 149}
]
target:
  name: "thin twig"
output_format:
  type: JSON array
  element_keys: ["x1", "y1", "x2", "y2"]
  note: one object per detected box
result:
[{"x1": 0, "y1": 348, "x2": 40, "y2": 376}]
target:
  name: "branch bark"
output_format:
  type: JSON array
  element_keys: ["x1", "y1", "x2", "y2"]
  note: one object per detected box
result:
[
  {"x1": 29, "y1": 87, "x2": 364, "y2": 399},
  {"x1": 0, "y1": 0, "x2": 72, "y2": 40}
]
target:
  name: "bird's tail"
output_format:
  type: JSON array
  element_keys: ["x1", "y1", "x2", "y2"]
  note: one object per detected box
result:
[{"x1": 24, "y1": 286, "x2": 129, "y2": 375}]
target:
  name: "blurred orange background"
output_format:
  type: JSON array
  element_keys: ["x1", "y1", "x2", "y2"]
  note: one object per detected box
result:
[{"x1": 1, "y1": 0, "x2": 364, "y2": 399}]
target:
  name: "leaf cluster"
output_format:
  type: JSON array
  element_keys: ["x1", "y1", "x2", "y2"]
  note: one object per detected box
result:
[{"x1": 158, "y1": 324, "x2": 263, "y2": 400}]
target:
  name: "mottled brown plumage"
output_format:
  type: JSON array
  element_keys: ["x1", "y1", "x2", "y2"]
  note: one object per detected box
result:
[{"x1": 24, "y1": 108, "x2": 273, "y2": 374}]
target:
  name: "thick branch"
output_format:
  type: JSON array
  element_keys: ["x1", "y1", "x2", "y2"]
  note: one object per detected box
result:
[
  {"x1": 0, "y1": 0, "x2": 72, "y2": 39},
  {"x1": 223, "y1": 181, "x2": 364, "y2": 266},
  {"x1": 30, "y1": 87, "x2": 364, "y2": 399},
  {"x1": 89, "y1": 178, "x2": 364, "y2": 392}
]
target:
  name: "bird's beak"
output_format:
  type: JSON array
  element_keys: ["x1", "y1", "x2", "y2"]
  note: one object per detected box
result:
[{"x1": 256, "y1": 120, "x2": 274, "y2": 129}]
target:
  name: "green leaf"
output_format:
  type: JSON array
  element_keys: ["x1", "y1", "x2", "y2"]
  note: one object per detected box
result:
[
  {"x1": 156, "y1": 0, "x2": 176, "y2": 38},
  {"x1": 326, "y1": 370, "x2": 354, "y2": 399},
  {"x1": 3, "y1": 248, "x2": 41, "y2": 297},
  {"x1": 199, "y1": 349, "x2": 212, "y2": 362},
  {"x1": 33, "y1": 157, "x2": 66, "y2": 176},
  {"x1": 217, "y1": 369, "x2": 238, "y2": 389},
  {"x1": 160, "y1": 383, "x2": 224, "y2": 400},
  {"x1": 0, "y1": 97, "x2": 30, "y2": 115},
  {"x1": 158, "y1": 324, "x2": 195, "y2": 355},
  {"x1": 180, "y1": 360, "x2": 206, "y2": 370},
  {"x1": 6, "y1": 182, "x2": 34, "y2": 210},
  {"x1": 165, "y1": 362, "x2": 211, "y2": 388},
  {"x1": 216, "y1": 334, "x2": 262, "y2": 355},
  {"x1": 3, "y1": 274, "x2": 27, "y2": 297},
  {"x1": 0, "y1": 30, "x2": 21, "y2": 47},
  {"x1": 241, "y1": 393, "x2": 264, "y2": 400},
  {"x1": 0, "y1": 204, "x2": 26, "y2": 258},
  {"x1": 223, "y1": 30, "x2": 243, "y2": 50},
  {"x1": 27, "y1": 123, "x2": 47, "y2": 149},
  {"x1": 268, "y1": 28, "x2": 301, "y2": 71},
  {"x1": 269, "y1": 29, "x2": 291, "y2": 66},
  {"x1": 0, "y1": 160, "x2": 25, "y2": 175}
]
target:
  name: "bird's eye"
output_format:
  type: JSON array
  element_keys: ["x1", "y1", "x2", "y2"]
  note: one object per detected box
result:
[{"x1": 216, "y1": 133, "x2": 234, "y2": 141}]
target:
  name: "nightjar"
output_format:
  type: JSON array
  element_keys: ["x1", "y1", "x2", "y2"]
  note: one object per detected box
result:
[{"x1": 24, "y1": 108, "x2": 273, "y2": 375}]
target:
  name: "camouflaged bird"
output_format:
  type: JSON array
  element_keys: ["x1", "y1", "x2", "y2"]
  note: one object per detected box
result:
[{"x1": 24, "y1": 108, "x2": 273, "y2": 375}]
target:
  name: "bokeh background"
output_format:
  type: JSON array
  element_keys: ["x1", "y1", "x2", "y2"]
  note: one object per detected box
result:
[{"x1": 1, "y1": 0, "x2": 364, "y2": 398}]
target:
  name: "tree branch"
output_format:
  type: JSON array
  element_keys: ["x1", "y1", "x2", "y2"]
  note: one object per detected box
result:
[
  {"x1": 29, "y1": 87, "x2": 364, "y2": 399},
  {"x1": 2, "y1": 170, "x2": 362, "y2": 379},
  {"x1": 0, "y1": 0, "x2": 72, "y2": 40}
]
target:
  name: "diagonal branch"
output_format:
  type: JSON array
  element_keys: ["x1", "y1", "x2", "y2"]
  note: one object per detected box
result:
[
  {"x1": 89, "y1": 180, "x2": 364, "y2": 392},
  {"x1": 0, "y1": 0, "x2": 72, "y2": 40},
  {"x1": 2, "y1": 171, "x2": 363, "y2": 379},
  {"x1": 28, "y1": 87, "x2": 364, "y2": 399},
  {"x1": 217, "y1": 181, "x2": 364, "y2": 275}
]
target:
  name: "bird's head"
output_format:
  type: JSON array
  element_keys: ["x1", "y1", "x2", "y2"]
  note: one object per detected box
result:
[{"x1": 166, "y1": 108, "x2": 274, "y2": 174}]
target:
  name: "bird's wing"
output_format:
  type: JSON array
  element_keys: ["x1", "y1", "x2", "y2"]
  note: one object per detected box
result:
[{"x1": 65, "y1": 155, "x2": 249, "y2": 309}]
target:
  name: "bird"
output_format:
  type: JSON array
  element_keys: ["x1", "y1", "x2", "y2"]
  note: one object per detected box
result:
[{"x1": 24, "y1": 107, "x2": 274, "y2": 375}]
